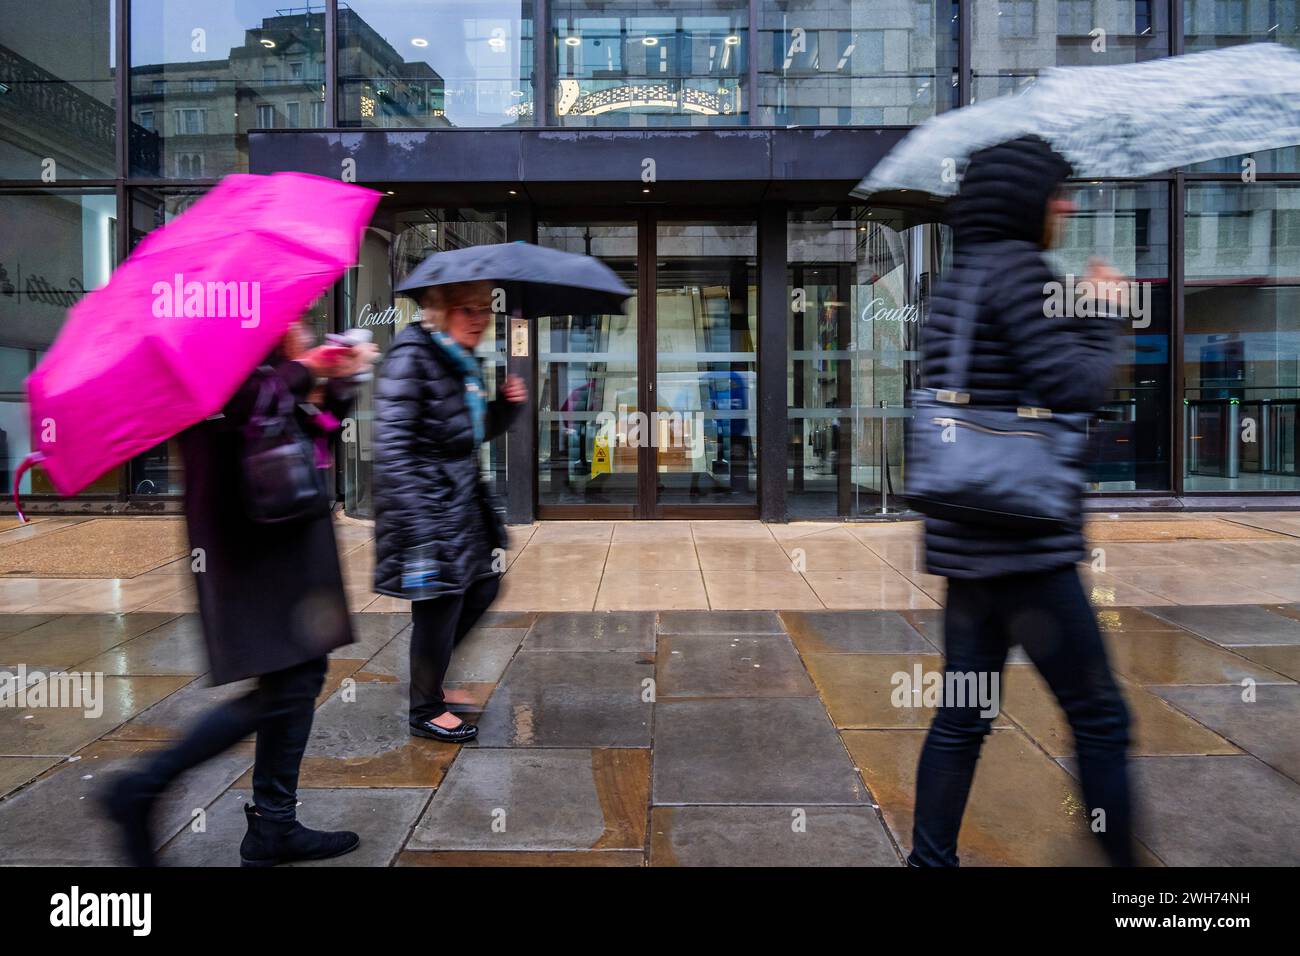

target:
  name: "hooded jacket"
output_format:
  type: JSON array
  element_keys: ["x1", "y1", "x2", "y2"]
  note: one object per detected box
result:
[
  {"x1": 372, "y1": 322, "x2": 519, "y2": 598},
  {"x1": 919, "y1": 136, "x2": 1119, "y2": 578}
]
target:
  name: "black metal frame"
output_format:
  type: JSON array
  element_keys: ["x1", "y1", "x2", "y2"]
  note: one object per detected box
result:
[{"x1": 7, "y1": 0, "x2": 1300, "y2": 517}]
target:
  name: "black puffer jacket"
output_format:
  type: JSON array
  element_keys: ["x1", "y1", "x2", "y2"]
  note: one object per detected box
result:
[
  {"x1": 372, "y1": 322, "x2": 519, "y2": 598},
  {"x1": 919, "y1": 136, "x2": 1119, "y2": 578}
]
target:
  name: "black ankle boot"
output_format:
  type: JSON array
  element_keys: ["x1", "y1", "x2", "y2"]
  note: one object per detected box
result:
[
  {"x1": 100, "y1": 773, "x2": 159, "y2": 868},
  {"x1": 238, "y1": 804, "x2": 360, "y2": 867}
]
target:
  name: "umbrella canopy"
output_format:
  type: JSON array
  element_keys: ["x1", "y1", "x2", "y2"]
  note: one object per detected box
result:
[
  {"x1": 20, "y1": 172, "x2": 380, "y2": 500},
  {"x1": 395, "y1": 241, "x2": 632, "y2": 318},
  {"x1": 855, "y1": 43, "x2": 1300, "y2": 201}
]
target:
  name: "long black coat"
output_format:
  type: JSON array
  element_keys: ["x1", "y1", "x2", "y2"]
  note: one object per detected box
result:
[
  {"x1": 919, "y1": 137, "x2": 1119, "y2": 578},
  {"x1": 372, "y1": 322, "x2": 518, "y2": 598},
  {"x1": 179, "y1": 359, "x2": 354, "y2": 684}
]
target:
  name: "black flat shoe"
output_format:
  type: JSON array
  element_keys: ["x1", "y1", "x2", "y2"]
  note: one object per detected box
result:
[{"x1": 410, "y1": 718, "x2": 478, "y2": 742}]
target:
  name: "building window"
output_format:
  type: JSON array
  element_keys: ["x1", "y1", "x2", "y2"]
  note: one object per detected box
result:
[
  {"x1": 338, "y1": 0, "x2": 533, "y2": 129},
  {"x1": 175, "y1": 153, "x2": 204, "y2": 177},
  {"x1": 138, "y1": 110, "x2": 155, "y2": 131},
  {"x1": 129, "y1": 1, "x2": 327, "y2": 178},
  {"x1": 257, "y1": 104, "x2": 275, "y2": 128},
  {"x1": 173, "y1": 108, "x2": 206, "y2": 135},
  {"x1": 286, "y1": 101, "x2": 301, "y2": 128},
  {"x1": 999, "y1": 0, "x2": 1037, "y2": 38},
  {"x1": 1057, "y1": 0, "x2": 1094, "y2": 35}
]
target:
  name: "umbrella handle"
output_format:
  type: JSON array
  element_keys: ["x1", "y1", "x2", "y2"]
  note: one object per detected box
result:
[{"x1": 11, "y1": 452, "x2": 44, "y2": 524}]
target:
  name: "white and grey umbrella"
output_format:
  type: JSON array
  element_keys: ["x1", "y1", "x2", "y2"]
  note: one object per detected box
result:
[{"x1": 854, "y1": 43, "x2": 1300, "y2": 201}]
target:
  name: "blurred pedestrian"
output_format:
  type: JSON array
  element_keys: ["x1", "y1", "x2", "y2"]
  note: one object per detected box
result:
[
  {"x1": 910, "y1": 136, "x2": 1134, "y2": 867},
  {"x1": 103, "y1": 319, "x2": 376, "y2": 867},
  {"x1": 372, "y1": 281, "x2": 525, "y2": 742}
]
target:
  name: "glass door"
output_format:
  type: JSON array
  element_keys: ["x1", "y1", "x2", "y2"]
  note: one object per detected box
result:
[
  {"x1": 651, "y1": 219, "x2": 757, "y2": 516},
  {"x1": 536, "y1": 212, "x2": 758, "y2": 517},
  {"x1": 537, "y1": 219, "x2": 641, "y2": 514}
]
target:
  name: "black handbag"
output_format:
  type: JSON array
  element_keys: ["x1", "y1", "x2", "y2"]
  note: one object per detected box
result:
[
  {"x1": 239, "y1": 367, "x2": 332, "y2": 524},
  {"x1": 904, "y1": 258, "x2": 1092, "y2": 530}
]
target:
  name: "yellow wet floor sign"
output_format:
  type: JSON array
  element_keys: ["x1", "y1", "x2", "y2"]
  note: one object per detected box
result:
[{"x1": 592, "y1": 434, "x2": 611, "y2": 477}]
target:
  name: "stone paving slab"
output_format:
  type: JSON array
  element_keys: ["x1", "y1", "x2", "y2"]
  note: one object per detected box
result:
[
  {"x1": 1001, "y1": 665, "x2": 1240, "y2": 758},
  {"x1": 0, "y1": 674, "x2": 193, "y2": 756},
  {"x1": 81, "y1": 614, "x2": 207, "y2": 676},
  {"x1": 781, "y1": 610, "x2": 937, "y2": 654},
  {"x1": 1150, "y1": 683, "x2": 1300, "y2": 783},
  {"x1": 283, "y1": 679, "x2": 457, "y2": 789},
  {"x1": 844, "y1": 728, "x2": 1125, "y2": 867},
  {"x1": 649, "y1": 806, "x2": 900, "y2": 866},
  {"x1": 475, "y1": 651, "x2": 653, "y2": 748},
  {"x1": 1103, "y1": 630, "x2": 1295, "y2": 686},
  {"x1": 657, "y1": 610, "x2": 784, "y2": 634},
  {"x1": 0, "y1": 739, "x2": 254, "y2": 866},
  {"x1": 653, "y1": 698, "x2": 866, "y2": 805},
  {"x1": 1232, "y1": 644, "x2": 1300, "y2": 680},
  {"x1": 397, "y1": 849, "x2": 643, "y2": 866},
  {"x1": 522, "y1": 611, "x2": 656, "y2": 651},
  {"x1": 0, "y1": 755, "x2": 62, "y2": 799},
  {"x1": 1145, "y1": 605, "x2": 1300, "y2": 646},
  {"x1": 1096, "y1": 755, "x2": 1300, "y2": 867},
  {"x1": 407, "y1": 748, "x2": 649, "y2": 852},
  {"x1": 160, "y1": 787, "x2": 432, "y2": 867},
  {"x1": 0, "y1": 613, "x2": 178, "y2": 668},
  {"x1": 657, "y1": 632, "x2": 815, "y2": 698},
  {"x1": 355, "y1": 626, "x2": 526, "y2": 685}
]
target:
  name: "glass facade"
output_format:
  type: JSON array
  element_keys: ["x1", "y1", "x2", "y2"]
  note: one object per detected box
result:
[
  {"x1": 787, "y1": 208, "x2": 949, "y2": 517},
  {"x1": 338, "y1": 1, "x2": 535, "y2": 128},
  {"x1": 341, "y1": 208, "x2": 511, "y2": 517},
  {"x1": 129, "y1": 1, "x2": 328, "y2": 178},
  {"x1": 4, "y1": 1, "x2": 1300, "y2": 515},
  {"x1": 551, "y1": 0, "x2": 748, "y2": 126},
  {"x1": 1184, "y1": 183, "x2": 1300, "y2": 491},
  {"x1": 757, "y1": 0, "x2": 960, "y2": 125}
]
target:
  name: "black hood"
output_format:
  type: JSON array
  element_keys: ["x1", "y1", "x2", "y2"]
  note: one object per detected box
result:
[{"x1": 947, "y1": 136, "x2": 1074, "y2": 246}]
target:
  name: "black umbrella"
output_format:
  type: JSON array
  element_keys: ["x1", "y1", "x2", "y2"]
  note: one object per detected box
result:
[{"x1": 394, "y1": 240, "x2": 632, "y2": 318}]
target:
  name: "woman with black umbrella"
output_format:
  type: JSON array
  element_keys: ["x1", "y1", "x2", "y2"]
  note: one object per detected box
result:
[{"x1": 372, "y1": 280, "x2": 526, "y2": 742}]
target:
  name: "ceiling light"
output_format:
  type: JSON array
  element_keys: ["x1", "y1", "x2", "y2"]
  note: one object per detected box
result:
[
  {"x1": 724, "y1": 35, "x2": 740, "y2": 46},
  {"x1": 411, "y1": 38, "x2": 428, "y2": 48},
  {"x1": 565, "y1": 36, "x2": 581, "y2": 46},
  {"x1": 642, "y1": 36, "x2": 659, "y2": 46},
  {"x1": 259, "y1": 39, "x2": 275, "y2": 49}
]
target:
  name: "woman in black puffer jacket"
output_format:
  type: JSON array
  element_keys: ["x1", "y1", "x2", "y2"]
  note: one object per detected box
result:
[
  {"x1": 909, "y1": 136, "x2": 1135, "y2": 866},
  {"x1": 373, "y1": 280, "x2": 525, "y2": 742}
]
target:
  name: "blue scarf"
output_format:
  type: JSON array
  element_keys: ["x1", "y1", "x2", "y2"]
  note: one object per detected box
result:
[{"x1": 429, "y1": 328, "x2": 486, "y2": 448}]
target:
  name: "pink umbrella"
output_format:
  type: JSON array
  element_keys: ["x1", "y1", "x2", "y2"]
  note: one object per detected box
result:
[{"x1": 13, "y1": 172, "x2": 380, "y2": 517}]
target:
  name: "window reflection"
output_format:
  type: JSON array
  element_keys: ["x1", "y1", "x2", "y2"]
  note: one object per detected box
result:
[
  {"x1": 1184, "y1": 183, "x2": 1300, "y2": 490},
  {"x1": 757, "y1": 0, "x2": 960, "y2": 125},
  {"x1": 343, "y1": 209, "x2": 510, "y2": 517},
  {"x1": 129, "y1": 1, "x2": 327, "y2": 178},
  {"x1": 0, "y1": 189, "x2": 117, "y2": 497},
  {"x1": 787, "y1": 208, "x2": 950, "y2": 517},
  {"x1": 971, "y1": 0, "x2": 1167, "y2": 101},
  {"x1": 552, "y1": 0, "x2": 747, "y2": 126},
  {"x1": 1053, "y1": 182, "x2": 1172, "y2": 490},
  {"x1": 0, "y1": 1, "x2": 117, "y2": 179},
  {"x1": 338, "y1": 1, "x2": 535, "y2": 128}
]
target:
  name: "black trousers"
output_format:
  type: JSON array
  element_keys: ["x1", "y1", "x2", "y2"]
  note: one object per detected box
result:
[
  {"x1": 135, "y1": 655, "x2": 328, "y2": 822},
  {"x1": 909, "y1": 566, "x2": 1134, "y2": 867},
  {"x1": 409, "y1": 576, "x2": 500, "y2": 722}
]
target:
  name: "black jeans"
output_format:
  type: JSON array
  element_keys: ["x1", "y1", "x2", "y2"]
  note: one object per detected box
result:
[
  {"x1": 134, "y1": 656, "x2": 328, "y2": 822},
  {"x1": 409, "y1": 576, "x2": 500, "y2": 723},
  {"x1": 909, "y1": 566, "x2": 1134, "y2": 867}
]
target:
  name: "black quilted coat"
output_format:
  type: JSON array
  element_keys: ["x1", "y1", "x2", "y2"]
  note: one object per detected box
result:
[
  {"x1": 372, "y1": 322, "x2": 519, "y2": 598},
  {"x1": 919, "y1": 137, "x2": 1119, "y2": 578}
]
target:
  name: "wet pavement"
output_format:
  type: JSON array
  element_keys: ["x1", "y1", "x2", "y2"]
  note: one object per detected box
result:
[
  {"x1": 1, "y1": 603, "x2": 1298, "y2": 866},
  {"x1": 1, "y1": 513, "x2": 1298, "y2": 866}
]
